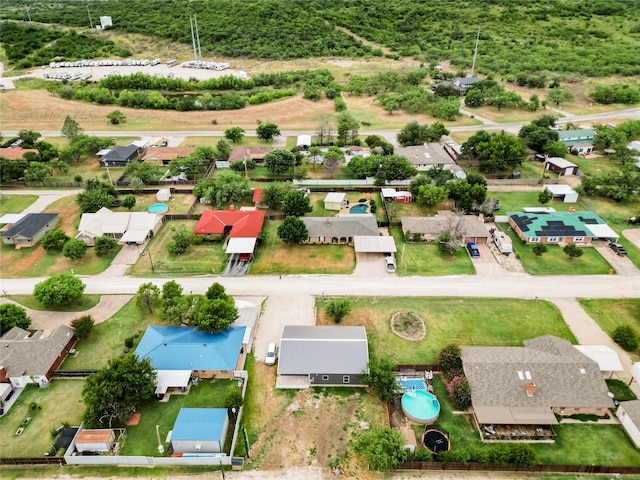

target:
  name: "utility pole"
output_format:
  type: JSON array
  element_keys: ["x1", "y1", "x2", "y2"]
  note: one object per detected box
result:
[
  {"x1": 25, "y1": 6, "x2": 32, "y2": 22},
  {"x1": 189, "y1": 15, "x2": 198, "y2": 61},
  {"x1": 87, "y1": 3, "x2": 94, "y2": 29},
  {"x1": 470, "y1": 25, "x2": 480, "y2": 78},
  {"x1": 194, "y1": 14, "x2": 202, "y2": 60}
]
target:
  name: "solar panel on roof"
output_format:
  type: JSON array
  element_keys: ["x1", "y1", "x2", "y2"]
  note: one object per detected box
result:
[
  {"x1": 580, "y1": 217, "x2": 598, "y2": 224},
  {"x1": 547, "y1": 221, "x2": 564, "y2": 226}
]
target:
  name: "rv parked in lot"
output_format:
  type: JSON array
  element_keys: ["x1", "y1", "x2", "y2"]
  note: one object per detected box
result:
[{"x1": 491, "y1": 228, "x2": 513, "y2": 255}]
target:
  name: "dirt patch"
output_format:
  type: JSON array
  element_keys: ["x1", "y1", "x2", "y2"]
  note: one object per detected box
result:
[
  {"x1": 390, "y1": 311, "x2": 426, "y2": 341},
  {"x1": 7, "y1": 245, "x2": 45, "y2": 274}
]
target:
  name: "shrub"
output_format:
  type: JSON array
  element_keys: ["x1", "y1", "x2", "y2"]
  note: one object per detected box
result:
[
  {"x1": 436, "y1": 344, "x2": 463, "y2": 380},
  {"x1": 124, "y1": 336, "x2": 134, "y2": 349},
  {"x1": 41, "y1": 229, "x2": 70, "y2": 251},
  {"x1": 63, "y1": 238, "x2": 88, "y2": 259},
  {"x1": 613, "y1": 324, "x2": 639, "y2": 351},
  {"x1": 325, "y1": 299, "x2": 351, "y2": 323},
  {"x1": 447, "y1": 375, "x2": 471, "y2": 408},
  {"x1": 94, "y1": 236, "x2": 118, "y2": 256},
  {"x1": 532, "y1": 243, "x2": 547, "y2": 257},
  {"x1": 71, "y1": 315, "x2": 94, "y2": 339}
]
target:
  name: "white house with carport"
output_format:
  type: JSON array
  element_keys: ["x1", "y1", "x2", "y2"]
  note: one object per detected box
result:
[
  {"x1": 324, "y1": 192, "x2": 345, "y2": 211},
  {"x1": 76, "y1": 208, "x2": 163, "y2": 246},
  {"x1": 543, "y1": 184, "x2": 578, "y2": 203},
  {"x1": 617, "y1": 400, "x2": 640, "y2": 449},
  {"x1": 573, "y1": 345, "x2": 623, "y2": 378}
]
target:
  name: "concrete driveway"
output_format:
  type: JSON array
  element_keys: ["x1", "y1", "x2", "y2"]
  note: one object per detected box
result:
[
  {"x1": 593, "y1": 240, "x2": 639, "y2": 276},
  {"x1": 353, "y1": 252, "x2": 387, "y2": 277},
  {"x1": 98, "y1": 244, "x2": 142, "y2": 277}
]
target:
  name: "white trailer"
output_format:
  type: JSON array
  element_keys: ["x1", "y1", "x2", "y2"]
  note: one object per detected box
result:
[{"x1": 491, "y1": 229, "x2": 512, "y2": 255}]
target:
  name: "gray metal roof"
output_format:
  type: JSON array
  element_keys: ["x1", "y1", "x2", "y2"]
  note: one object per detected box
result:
[
  {"x1": 0, "y1": 213, "x2": 58, "y2": 240},
  {"x1": 461, "y1": 335, "x2": 613, "y2": 419},
  {"x1": 278, "y1": 326, "x2": 369, "y2": 376},
  {"x1": 302, "y1": 216, "x2": 378, "y2": 238}
]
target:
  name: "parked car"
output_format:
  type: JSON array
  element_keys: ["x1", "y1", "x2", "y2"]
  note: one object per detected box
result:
[
  {"x1": 239, "y1": 253, "x2": 252, "y2": 262},
  {"x1": 385, "y1": 256, "x2": 396, "y2": 273},
  {"x1": 609, "y1": 242, "x2": 628, "y2": 256},
  {"x1": 265, "y1": 343, "x2": 277, "y2": 365},
  {"x1": 466, "y1": 242, "x2": 480, "y2": 258},
  {"x1": 159, "y1": 141, "x2": 168, "y2": 147}
]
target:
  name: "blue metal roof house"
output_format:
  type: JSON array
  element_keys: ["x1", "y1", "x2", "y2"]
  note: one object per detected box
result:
[
  {"x1": 135, "y1": 326, "x2": 246, "y2": 374},
  {"x1": 171, "y1": 408, "x2": 229, "y2": 454}
]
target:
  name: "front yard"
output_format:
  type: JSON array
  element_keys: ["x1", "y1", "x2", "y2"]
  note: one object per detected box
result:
[
  {"x1": 316, "y1": 297, "x2": 575, "y2": 364},
  {"x1": 0, "y1": 195, "x2": 38, "y2": 216}
]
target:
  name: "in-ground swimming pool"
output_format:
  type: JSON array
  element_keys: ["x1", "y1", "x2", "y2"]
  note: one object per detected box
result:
[
  {"x1": 148, "y1": 203, "x2": 168, "y2": 214},
  {"x1": 349, "y1": 203, "x2": 369, "y2": 214},
  {"x1": 401, "y1": 390, "x2": 440, "y2": 424}
]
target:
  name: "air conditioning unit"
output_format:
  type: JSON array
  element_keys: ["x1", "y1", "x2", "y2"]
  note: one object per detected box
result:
[{"x1": 195, "y1": 444, "x2": 201, "y2": 451}]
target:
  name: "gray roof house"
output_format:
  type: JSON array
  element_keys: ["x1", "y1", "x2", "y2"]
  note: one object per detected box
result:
[
  {"x1": 461, "y1": 335, "x2": 613, "y2": 427},
  {"x1": 99, "y1": 144, "x2": 140, "y2": 167},
  {"x1": 401, "y1": 214, "x2": 489, "y2": 244},
  {"x1": 0, "y1": 213, "x2": 59, "y2": 247},
  {"x1": 301, "y1": 215, "x2": 379, "y2": 244},
  {"x1": 277, "y1": 326, "x2": 369, "y2": 389},
  {"x1": 394, "y1": 143, "x2": 459, "y2": 172},
  {"x1": 0, "y1": 325, "x2": 76, "y2": 388}
]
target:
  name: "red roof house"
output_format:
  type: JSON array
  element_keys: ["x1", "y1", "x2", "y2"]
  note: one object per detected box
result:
[
  {"x1": 194, "y1": 210, "x2": 265, "y2": 238},
  {"x1": 252, "y1": 188, "x2": 264, "y2": 205}
]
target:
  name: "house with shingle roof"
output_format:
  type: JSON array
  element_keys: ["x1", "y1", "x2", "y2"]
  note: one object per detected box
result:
[
  {"x1": 228, "y1": 146, "x2": 273, "y2": 164},
  {"x1": 277, "y1": 326, "x2": 369, "y2": 389},
  {"x1": 1, "y1": 213, "x2": 59, "y2": 247},
  {"x1": 0, "y1": 325, "x2": 75, "y2": 388},
  {"x1": 461, "y1": 335, "x2": 613, "y2": 430},
  {"x1": 76, "y1": 207, "x2": 163, "y2": 246},
  {"x1": 142, "y1": 146, "x2": 194, "y2": 166},
  {"x1": 401, "y1": 214, "x2": 489, "y2": 244},
  {"x1": 301, "y1": 215, "x2": 379, "y2": 244},
  {"x1": 99, "y1": 144, "x2": 140, "y2": 167},
  {"x1": 508, "y1": 211, "x2": 618, "y2": 244}
]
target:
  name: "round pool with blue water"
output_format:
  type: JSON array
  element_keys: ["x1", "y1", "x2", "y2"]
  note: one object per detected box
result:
[
  {"x1": 401, "y1": 390, "x2": 440, "y2": 424},
  {"x1": 349, "y1": 203, "x2": 369, "y2": 214},
  {"x1": 148, "y1": 203, "x2": 168, "y2": 214}
]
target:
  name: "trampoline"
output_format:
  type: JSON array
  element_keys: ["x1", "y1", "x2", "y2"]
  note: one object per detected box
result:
[{"x1": 422, "y1": 429, "x2": 450, "y2": 454}]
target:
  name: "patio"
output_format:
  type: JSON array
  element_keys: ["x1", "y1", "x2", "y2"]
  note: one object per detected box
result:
[{"x1": 479, "y1": 423, "x2": 556, "y2": 443}]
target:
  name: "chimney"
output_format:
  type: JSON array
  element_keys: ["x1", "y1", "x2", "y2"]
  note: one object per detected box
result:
[
  {"x1": 568, "y1": 207, "x2": 575, "y2": 214},
  {"x1": 230, "y1": 204, "x2": 235, "y2": 211},
  {"x1": 526, "y1": 382, "x2": 536, "y2": 397}
]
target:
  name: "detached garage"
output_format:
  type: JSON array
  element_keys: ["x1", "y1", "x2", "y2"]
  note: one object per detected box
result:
[
  {"x1": 617, "y1": 400, "x2": 640, "y2": 449},
  {"x1": 74, "y1": 429, "x2": 116, "y2": 453},
  {"x1": 170, "y1": 408, "x2": 229, "y2": 454},
  {"x1": 545, "y1": 157, "x2": 578, "y2": 177},
  {"x1": 544, "y1": 184, "x2": 578, "y2": 203}
]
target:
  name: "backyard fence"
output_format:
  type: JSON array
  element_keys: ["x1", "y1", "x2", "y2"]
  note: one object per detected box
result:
[
  {"x1": 398, "y1": 461, "x2": 640, "y2": 475},
  {"x1": 0, "y1": 457, "x2": 66, "y2": 466},
  {"x1": 51, "y1": 370, "x2": 97, "y2": 378}
]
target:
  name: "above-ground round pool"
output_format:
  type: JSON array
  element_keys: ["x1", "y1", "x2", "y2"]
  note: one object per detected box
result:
[
  {"x1": 401, "y1": 390, "x2": 440, "y2": 424},
  {"x1": 148, "y1": 203, "x2": 168, "y2": 214},
  {"x1": 349, "y1": 203, "x2": 369, "y2": 214}
]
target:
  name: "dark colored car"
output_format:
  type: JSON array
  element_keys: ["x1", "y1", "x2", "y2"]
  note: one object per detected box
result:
[
  {"x1": 466, "y1": 242, "x2": 480, "y2": 258},
  {"x1": 609, "y1": 242, "x2": 627, "y2": 256},
  {"x1": 239, "y1": 253, "x2": 252, "y2": 262}
]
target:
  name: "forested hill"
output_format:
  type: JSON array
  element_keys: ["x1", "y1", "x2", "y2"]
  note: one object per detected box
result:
[{"x1": 2, "y1": 0, "x2": 640, "y2": 76}]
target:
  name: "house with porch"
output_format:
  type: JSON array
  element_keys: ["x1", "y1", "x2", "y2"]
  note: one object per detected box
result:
[
  {"x1": 395, "y1": 144, "x2": 460, "y2": 172},
  {"x1": 193, "y1": 209, "x2": 265, "y2": 258},
  {"x1": 401, "y1": 214, "x2": 489, "y2": 244},
  {"x1": 99, "y1": 144, "x2": 141, "y2": 167},
  {"x1": 228, "y1": 146, "x2": 274, "y2": 164},
  {"x1": 76, "y1": 208, "x2": 163, "y2": 246},
  {"x1": 558, "y1": 129, "x2": 595, "y2": 154},
  {"x1": 301, "y1": 215, "x2": 379, "y2": 245},
  {"x1": 276, "y1": 326, "x2": 369, "y2": 389},
  {"x1": 142, "y1": 146, "x2": 194, "y2": 166},
  {"x1": 1, "y1": 213, "x2": 59, "y2": 248},
  {"x1": 461, "y1": 335, "x2": 613, "y2": 442}
]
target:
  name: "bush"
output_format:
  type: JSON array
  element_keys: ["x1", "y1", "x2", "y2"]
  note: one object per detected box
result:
[
  {"x1": 325, "y1": 299, "x2": 351, "y2": 323},
  {"x1": 71, "y1": 315, "x2": 94, "y2": 339},
  {"x1": 41, "y1": 229, "x2": 70, "y2": 251},
  {"x1": 33, "y1": 274, "x2": 85, "y2": 306},
  {"x1": 613, "y1": 324, "x2": 639, "y2": 351},
  {"x1": 94, "y1": 236, "x2": 118, "y2": 256},
  {"x1": 447, "y1": 375, "x2": 471, "y2": 408},
  {"x1": 124, "y1": 336, "x2": 134, "y2": 349},
  {"x1": 62, "y1": 238, "x2": 88, "y2": 259},
  {"x1": 436, "y1": 344, "x2": 463, "y2": 380},
  {"x1": 532, "y1": 243, "x2": 547, "y2": 257}
]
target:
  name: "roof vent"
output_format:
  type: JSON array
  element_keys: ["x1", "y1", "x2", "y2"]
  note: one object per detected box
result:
[
  {"x1": 325, "y1": 219, "x2": 331, "y2": 226},
  {"x1": 526, "y1": 382, "x2": 536, "y2": 397},
  {"x1": 579, "y1": 368, "x2": 586, "y2": 374}
]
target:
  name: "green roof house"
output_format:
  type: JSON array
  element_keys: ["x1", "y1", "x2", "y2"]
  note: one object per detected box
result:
[{"x1": 507, "y1": 210, "x2": 617, "y2": 244}]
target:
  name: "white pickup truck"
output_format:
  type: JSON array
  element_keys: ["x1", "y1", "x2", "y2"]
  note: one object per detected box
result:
[{"x1": 491, "y1": 228, "x2": 513, "y2": 256}]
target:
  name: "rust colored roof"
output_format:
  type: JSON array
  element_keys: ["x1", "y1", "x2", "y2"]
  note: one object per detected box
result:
[
  {"x1": 252, "y1": 188, "x2": 263, "y2": 203},
  {"x1": 76, "y1": 429, "x2": 114, "y2": 444},
  {"x1": 228, "y1": 146, "x2": 273, "y2": 162},
  {"x1": 0, "y1": 148, "x2": 38, "y2": 160},
  {"x1": 194, "y1": 210, "x2": 265, "y2": 238},
  {"x1": 143, "y1": 147, "x2": 194, "y2": 162}
]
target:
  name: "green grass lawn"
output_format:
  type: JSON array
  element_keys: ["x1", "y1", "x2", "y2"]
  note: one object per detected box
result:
[
  {"x1": 250, "y1": 220, "x2": 355, "y2": 274},
  {"x1": 500, "y1": 225, "x2": 613, "y2": 275},
  {"x1": 493, "y1": 192, "x2": 546, "y2": 213},
  {"x1": 317, "y1": 297, "x2": 575, "y2": 364},
  {"x1": 128, "y1": 220, "x2": 227, "y2": 277},
  {"x1": 60, "y1": 297, "x2": 160, "y2": 370},
  {"x1": 578, "y1": 298, "x2": 640, "y2": 361},
  {"x1": 390, "y1": 227, "x2": 475, "y2": 276},
  {"x1": 111, "y1": 194, "x2": 196, "y2": 215},
  {"x1": 571, "y1": 155, "x2": 624, "y2": 177},
  {"x1": 121, "y1": 379, "x2": 239, "y2": 456},
  {"x1": 606, "y1": 379, "x2": 637, "y2": 401},
  {"x1": 0, "y1": 195, "x2": 38, "y2": 216},
  {"x1": 7, "y1": 294, "x2": 100, "y2": 312},
  {"x1": 0, "y1": 381, "x2": 85, "y2": 457}
]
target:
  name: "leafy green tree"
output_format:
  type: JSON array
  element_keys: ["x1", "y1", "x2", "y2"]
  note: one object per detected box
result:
[
  {"x1": 71, "y1": 315, "x2": 95, "y2": 339},
  {"x1": 546, "y1": 88, "x2": 574, "y2": 106},
  {"x1": 129, "y1": 177, "x2": 144, "y2": 193},
  {"x1": 34, "y1": 140, "x2": 60, "y2": 162},
  {"x1": 192, "y1": 297, "x2": 238, "y2": 333},
  {"x1": 264, "y1": 149, "x2": 296, "y2": 175},
  {"x1": 438, "y1": 233, "x2": 460, "y2": 254},
  {"x1": 94, "y1": 236, "x2": 118, "y2": 256},
  {"x1": 170, "y1": 146, "x2": 215, "y2": 179},
  {"x1": 166, "y1": 226, "x2": 197, "y2": 255},
  {"x1": 61, "y1": 115, "x2": 83, "y2": 139},
  {"x1": 206, "y1": 282, "x2": 230, "y2": 301},
  {"x1": 462, "y1": 131, "x2": 527, "y2": 173},
  {"x1": 122, "y1": 194, "x2": 136, "y2": 210},
  {"x1": 354, "y1": 427, "x2": 409, "y2": 471},
  {"x1": 282, "y1": 190, "x2": 312, "y2": 217},
  {"x1": 261, "y1": 182, "x2": 291, "y2": 209},
  {"x1": 613, "y1": 325, "x2": 639, "y2": 352},
  {"x1": 563, "y1": 243, "x2": 583, "y2": 260},
  {"x1": 224, "y1": 390, "x2": 243, "y2": 415},
  {"x1": 33, "y1": 274, "x2": 85, "y2": 306},
  {"x1": 531, "y1": 115, "x2": 558, "y2": 129},
  {"x1": 0, "y1": 304, "x2": 31, "y2": 335},
  {"x1": 348, "y1": 156, "x2": 379, "y2": 178},
  {"x1": 63, "y1": 238, "x2": 88, "y2": 259},
  {"x1": 532, "y1": 243, "x2": 548, "y2": 257},
  {"x1": 416, "y1": 184, "x2": 447, "y2": 208},
  {"x1": 593, "y1": 123, "x2": 627, "y2": 151},
  {"x1": 256, "y1": 122, "x2": 280, "y2": 142},
  {"x1": 375, "y1": 155, "x2": 418, "y2": 183},
  {"x1": 62, "y1": 135, "x2": 114, "y2": 163},
  {"x1": 224, "y1": 126, "x2": 245, "y2": 143},
  {"x1": 124, "y1": 162, "x2": 157, "y2": 184},
  {"x1": 41, "y1": 229, "x2": 70, "y2": 251},
  {"x1": 18, "y1": 129, "x2": 41, "y2": 148},
  {"x1": 447, "y1": 375, "x2": 471, "y2": 408},
  {"x1": 82, "y1": 355, "x2": 156, "y2": 428},
  {"x1": 325, "y1": 299, "x2": 351, "y2": 323},
  {"x1": 106, "y1": 110, "x2": 126, "y2": 124},
  {"x1": 162, "y1": 280, "x2": 183, "y2": 302},
  {"x1": 538, "y1": 187, "x2": 553, "y2": 205},
  {"x1": 397, "y1": 121, "x2": 428, "y2": 146},
  {"x1": 215, "y1": 138, "x2": 232, "y2": 161},
  {"x1": 436, "y1": 343, "x2": 463, "y2": 380},
  {"x1": 361, "y1": 356, "x2": 399, "y2": 403},
  {"x1": 24, "y1": 161, "x2": 53, "y2": 182},
  {"x1": 277, "y1": 216, "x2": 308, "y2": 244},
  {"x1": 543, "y1": 140, "x2": 568, "y2": 158},
  {"x1": 136, "y1": 282, "x2": 161, "y2": 313},
  {"x1": 518, "y1": 124, "x2": 559, "y2": 152},
  {"x1": 194, "y1": 170, "x2": 252, "y2": 208},
  {"x1": 76, "y1": 179, "x2": 117, "y2": 213}
]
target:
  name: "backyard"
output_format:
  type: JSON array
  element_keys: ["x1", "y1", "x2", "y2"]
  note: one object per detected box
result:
[
  {"x1": 316, "y1": 297, "x2": 575, "y2": 364},
  {"x1": 0, "y1": 380, "x2": 85, "y2": 458},
  {"x1": 249, "y1": 220, "x2": 355, "y2": 275},
  {"x1": 390, "y1": 227, "x2": 475, "y2": 276},
  {"x1": 112, "y1": 193, "x2": 197, "y2": 215},
  {"x1": 128, "y1": 220, "x2": 227, "y2": 277}
]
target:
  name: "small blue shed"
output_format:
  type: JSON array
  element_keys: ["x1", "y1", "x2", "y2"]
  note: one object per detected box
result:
[{"x1": 171, "y1": 408, "x2": 229, "y2": 454}]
